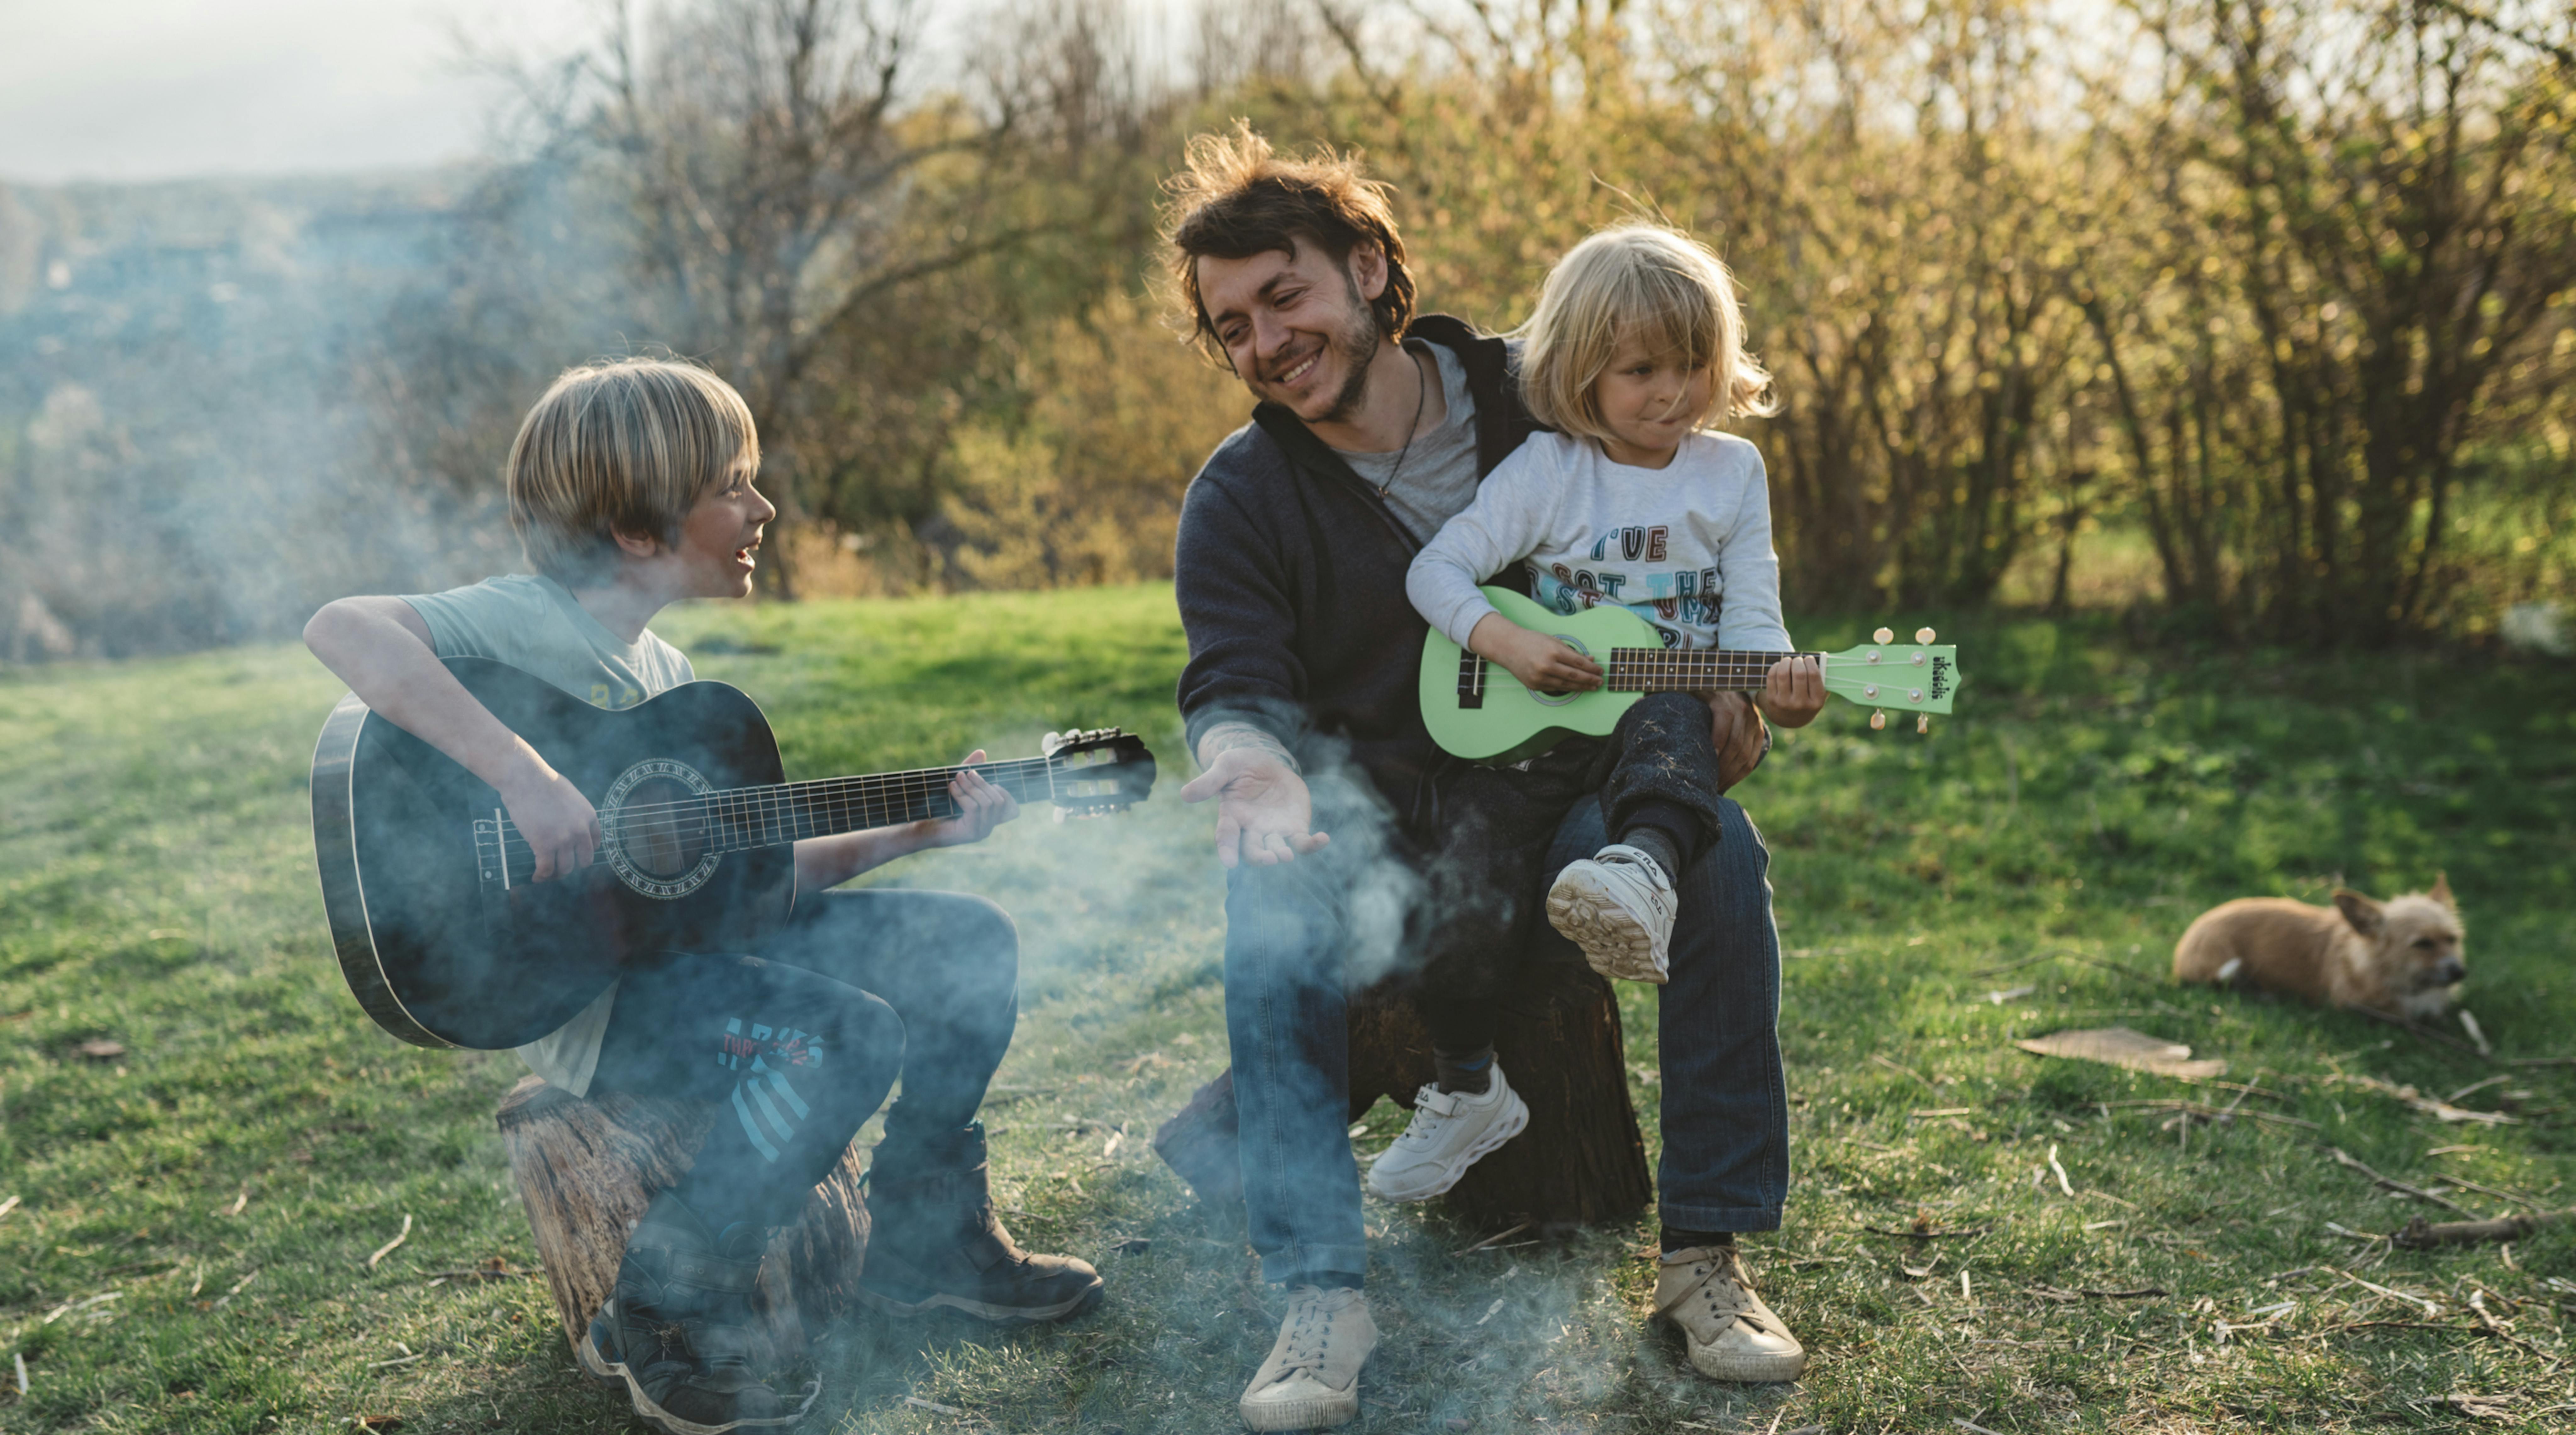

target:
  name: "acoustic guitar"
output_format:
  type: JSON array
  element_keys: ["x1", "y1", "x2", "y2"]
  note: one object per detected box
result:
[
  {"x1": 1420, "y1": 585, "x2": 1963, "y2": 763},
  {"x1": 309, "y1": 657, "x2": 1156, "y2": 1050}
]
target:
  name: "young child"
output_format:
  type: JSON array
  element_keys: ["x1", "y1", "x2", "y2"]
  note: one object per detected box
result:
[
  {"x1": 304, "y1": 359, "x2": 1100, "y2": 1435},
  {"x1": 1409, "y1": 222, "x2": 1823, "y2": 980}
]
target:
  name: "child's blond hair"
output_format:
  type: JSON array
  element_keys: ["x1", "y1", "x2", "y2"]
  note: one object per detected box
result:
[
  {"x1": 506, "y1": 358, "x2": 760, "y2": 585},
  {"x1": 1517, "y1": 223, "x2": 1775, "y2": 441}
]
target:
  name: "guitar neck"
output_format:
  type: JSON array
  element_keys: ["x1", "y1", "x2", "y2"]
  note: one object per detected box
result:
[
  {"x1": 1603, "y1": 648, "x2": 1816, "y2": 693},
  {"x1": 685, "y1": 757, "x2": 1057, "y2": 853}
]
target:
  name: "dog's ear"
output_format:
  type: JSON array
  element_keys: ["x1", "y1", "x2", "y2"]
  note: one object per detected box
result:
[
  {"x1": 2429, "y1": 871, "x2": 2454, "y2": 908},
  {"x1": 2334, "y1": 889, "x2": 2385, "y2": 936}
]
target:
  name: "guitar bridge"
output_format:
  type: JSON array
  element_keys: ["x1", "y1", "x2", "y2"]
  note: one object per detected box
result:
[{"x1": 1455, "y1": 650, "x2": 1486, "y2": 709}]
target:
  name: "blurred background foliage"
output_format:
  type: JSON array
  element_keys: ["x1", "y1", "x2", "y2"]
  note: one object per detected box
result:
[{"x1": 0, "y1": 0, "x2": 2570, "y2": 657}]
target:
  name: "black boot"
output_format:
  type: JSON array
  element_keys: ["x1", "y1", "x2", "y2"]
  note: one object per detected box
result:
[
  {"x1": 858, "y1": 1122, "x2": 1104, "y2": 1323},
  {"x1": 580, "y1": 1191, "x2": 809, "y2": 1434}
]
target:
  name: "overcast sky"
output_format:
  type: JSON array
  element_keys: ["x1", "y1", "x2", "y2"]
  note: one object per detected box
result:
[
  {"x1": 0, "y1": 0, "x2": 611, "y2": 184},
  {"x1": 0, "y1": 0, "x2": 1230, "y2": 187}
]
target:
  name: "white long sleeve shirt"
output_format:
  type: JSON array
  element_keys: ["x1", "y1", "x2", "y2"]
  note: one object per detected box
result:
[{"x1": 1407, "y1": 429, "x2": 1794, "y2": 655}]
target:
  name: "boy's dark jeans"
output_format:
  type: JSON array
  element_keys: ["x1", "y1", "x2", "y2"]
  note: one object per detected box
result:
[
  {"x1": 1224, "y1": 696, "x2": 1787, "y2": 1285},
  {"x1": 590, "y1": 889, "x2": 1020, "y2": 1230}
]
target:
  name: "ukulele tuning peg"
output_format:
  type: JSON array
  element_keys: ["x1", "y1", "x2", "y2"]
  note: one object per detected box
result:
[
  {"x1": 1917, "y1": 714, "x2": 1931, "y2": 735},
  {"x1": 1873, "y1": 627, "x2": 1895, "y2": 645},
  {"x1": 1916, "y1": 627, "x2": 1937, "y2": 644},
  {"x1": 1042, "y1": 730, "x2": 1065, "y2": 756},
  {"x1": 1053, "y1": 807, "x2": 1069, "y2": 824},
  {"x1": 1870, "y1": 709, "x2": 1888, "y2": 731}
]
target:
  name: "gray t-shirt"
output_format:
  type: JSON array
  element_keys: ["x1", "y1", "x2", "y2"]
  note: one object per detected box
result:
[
  {"x1": 400, "y1": 573, "x2": 695, "y2": 1097},
  {"x1": 1334, "y1": 338, "x2": 1481, "y2": 544}
]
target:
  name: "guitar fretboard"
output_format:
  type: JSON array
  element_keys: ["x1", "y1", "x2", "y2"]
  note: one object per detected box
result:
[
  {"x1": 1455, "y1": 647, "x2": 1817, "y2": 704},
  {"x1": 491, "y1": 756, "x2": 1058, "y2": 878}
]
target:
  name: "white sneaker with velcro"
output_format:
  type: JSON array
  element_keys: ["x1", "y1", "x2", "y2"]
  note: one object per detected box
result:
[
  {"x1": 1547, "y1": 843, "x2": 1678, "y2": 983},
  {"x1": 1364, "y1": 1063, "x2": 1530, "y2": 1202}
]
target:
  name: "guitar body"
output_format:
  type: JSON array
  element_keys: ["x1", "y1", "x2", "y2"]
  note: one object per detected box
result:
[
  {"x1": 1418, "y1": 587, "x2": 1659, "y2": 763},
  {"x1": 311, "y1": 658, "x2": 794, "y2": 1051}
]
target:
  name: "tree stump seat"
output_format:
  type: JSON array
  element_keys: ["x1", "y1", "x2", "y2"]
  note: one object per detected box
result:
[
  {"x1": 1152, "y1": 951, "x2": 1652, "y2": 1228},
  {"x1": 495, "y1": 1075, "x2": 870, "y2": 1359}
]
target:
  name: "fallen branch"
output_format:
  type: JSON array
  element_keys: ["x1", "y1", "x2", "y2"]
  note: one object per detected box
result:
[
  {"x1": 2391, "y1": 1209, "x2": 2572, "y2": 1249},
  {"x1": 2029, "y1": 1283, "x2": 2168, "y2": 1301},
  {"x1": 1862, "y1": 1226, "x2": 1993, "y2": 1239},
  {"x1": 367, "y1": 1214, "x2": 413, "y2": 1270},
  {"x1": 2345, "y1": 1004, "x2": 2491, "y2": 1059},
  {"x1": 1452, "y1": 1222, "x2": 1530, "y2": 1256},
  {"x1": 2469, "y1": 1290, "x2": 2566, "y2": 1368},
  {"x1": 2102, "y1": 1099, "x2": 2321, "y2": 1130},
  {"x1": 2332, "y1": 1073, "x2": 2518, "y2": 1125},
  {"x1": 2329, "y1": 1148, "x2": 2477, "y2": 1217}
]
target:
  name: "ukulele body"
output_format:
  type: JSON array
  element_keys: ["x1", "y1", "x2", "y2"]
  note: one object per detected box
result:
[{"x1": 1418, "y1": 587, "x2": 1659, "y2": 764}]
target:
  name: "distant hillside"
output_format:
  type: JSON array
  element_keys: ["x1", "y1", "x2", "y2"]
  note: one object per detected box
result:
[{"x1": 0, "y1": 168, "x2": 519, "y2": 661}]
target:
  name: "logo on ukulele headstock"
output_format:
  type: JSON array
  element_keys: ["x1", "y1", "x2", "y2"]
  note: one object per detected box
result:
[{"x1": 1930, "y1": 655, "x2": 1951, "y2": 701}]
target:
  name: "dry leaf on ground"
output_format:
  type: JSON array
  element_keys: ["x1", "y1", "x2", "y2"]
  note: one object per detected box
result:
[{"x1": 2015, "y1": 1027, "x2": 2226, "y2": 1079}]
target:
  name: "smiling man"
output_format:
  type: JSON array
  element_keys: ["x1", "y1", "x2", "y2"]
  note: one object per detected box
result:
[{"x1": 1162, "y1": 127, "x2": 1806, "y2": 1430}]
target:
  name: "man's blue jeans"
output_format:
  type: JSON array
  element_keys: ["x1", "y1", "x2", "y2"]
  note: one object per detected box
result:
[{"x1": 1222, "y1": 792, "x2": 1789, "y2": 1285}]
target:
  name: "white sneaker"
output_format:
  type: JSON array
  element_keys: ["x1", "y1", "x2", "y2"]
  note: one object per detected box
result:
[
  {"x1": 1547, "y1": 844, "x2": 1677, "y2": 983},
  {"x1": 1239, "y1": 1286, "x2": 1377, "y2": 1431},
  {"x1": 1364, "y1": 1064, "x2": 1531, "y2": 1202},
  {"x1": 1653, "y1": 1245, "x2": 1807, "y2": 1382}
]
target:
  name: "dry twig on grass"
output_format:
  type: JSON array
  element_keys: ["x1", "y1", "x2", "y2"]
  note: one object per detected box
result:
[
  {"x1": 2391, "y1": 1209, "x2": 2571, "y2": 1249},
  {"x1": 367, "y1": 1214, "x2": 412, "y2": 1270},
  {"x1": 2329, "y1": 1147, "x2": 2478, "y2": 1217}
]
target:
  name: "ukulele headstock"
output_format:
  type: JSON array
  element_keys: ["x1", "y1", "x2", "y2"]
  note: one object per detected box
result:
[
  {"x1": 1042, "y1": 727, "x2": 1157, "y2": 817},
  {"x1": 1821, "y1": 626, "x2": 1962, "y2": 732}
]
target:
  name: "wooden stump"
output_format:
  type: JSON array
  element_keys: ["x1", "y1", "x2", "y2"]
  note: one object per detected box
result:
[
  {"x1": 1153, "y1": 950, "x2": 1652, "y2": 1228},
  {"x1": 496, "y1": 1075, "x2": 869, "y2": 1359}
]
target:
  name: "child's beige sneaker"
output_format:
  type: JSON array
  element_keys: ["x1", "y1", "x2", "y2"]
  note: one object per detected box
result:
[
  {"x1": 1652, "y1": 1245, "x2": 1807, "y2": 1382},
  {"x1": 1239, "y1": 1285, "x2": 1377, "y2": 1430}
]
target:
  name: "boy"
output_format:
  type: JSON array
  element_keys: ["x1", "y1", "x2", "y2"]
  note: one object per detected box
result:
[{"x1": 305, "y1": 358, "x2": 1100, "y2": 1435}]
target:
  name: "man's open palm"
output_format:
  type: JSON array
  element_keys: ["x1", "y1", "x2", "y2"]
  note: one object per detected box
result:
[{"x1": 1180, "y1": 747, "x2": 1331, "y2": 868}]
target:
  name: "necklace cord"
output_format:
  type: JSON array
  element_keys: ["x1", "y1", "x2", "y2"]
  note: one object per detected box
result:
[{"x1": 1376, "y1": 345, "x2": 1432, "y2": 496}]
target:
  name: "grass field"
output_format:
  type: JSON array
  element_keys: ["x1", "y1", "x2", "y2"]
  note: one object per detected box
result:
[{"x1": 3, "y1": 584, "x2": 2573, "y2": 1434}]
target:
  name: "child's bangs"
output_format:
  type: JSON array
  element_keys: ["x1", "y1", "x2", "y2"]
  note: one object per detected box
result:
[{"x1": 1606, "y1": 262, "x2": 1722, "y2": 373}]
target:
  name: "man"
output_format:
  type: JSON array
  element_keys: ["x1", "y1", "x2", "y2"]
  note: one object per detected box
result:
[{"x1": 1163, "y1": 125, "x2": 1809, "y2": 1432}]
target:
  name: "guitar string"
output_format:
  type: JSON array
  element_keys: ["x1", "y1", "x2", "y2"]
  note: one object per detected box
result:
[{"x1": 485, "y1": 758, "x2": 1078, "y2": 865}]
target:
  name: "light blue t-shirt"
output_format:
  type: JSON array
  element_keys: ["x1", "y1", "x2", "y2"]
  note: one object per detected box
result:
[{"x1": 400, "y1": 573, "x2": 696, "y2": 1096}]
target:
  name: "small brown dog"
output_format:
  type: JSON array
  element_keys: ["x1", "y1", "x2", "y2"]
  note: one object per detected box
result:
[{"x1": 2173, "y1": 876, "x2": 2466, "y2": 1018}]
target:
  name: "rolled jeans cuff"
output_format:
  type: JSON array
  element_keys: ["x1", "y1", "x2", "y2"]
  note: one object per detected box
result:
[
  {"x1": 1260, "y1": 1241, "x2": 1372, "y2": 1288},
  {"x1": 1656, "y1": 1203, "x2": 1784, "y2": 1235}
]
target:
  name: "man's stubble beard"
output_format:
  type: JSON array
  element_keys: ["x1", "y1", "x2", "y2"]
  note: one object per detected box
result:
[{"x1": 1311, "y1": 274, "x2": 1387, "y2": 428}]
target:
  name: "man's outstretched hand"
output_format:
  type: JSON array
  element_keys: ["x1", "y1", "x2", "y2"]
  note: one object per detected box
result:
[{"x1": 1180, "y1": 746, "x2": 1330, "y2": 869}]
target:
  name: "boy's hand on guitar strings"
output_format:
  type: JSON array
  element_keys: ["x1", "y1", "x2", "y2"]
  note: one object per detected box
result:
[
  {"x1": 1756, "y1": 655, "x2": 1826, "y2": 729},
  {"x1": 918, "y1": 751, "x2": 1019, "y2": 848},
  {"x1": 497, "y1": 759, "x2": 601, "y2": 881},
  {"x1": 1179, "y1": 746, "x2": 1330, "y2": 869},
  {"x1": 1470, "y1": 613, "x2": 1603, "y2": 695}
]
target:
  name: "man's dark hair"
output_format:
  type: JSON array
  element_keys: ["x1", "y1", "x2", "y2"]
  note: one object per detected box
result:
[{"x1": 1160, "y1": 120, "x2": 1416, "y2": 361}]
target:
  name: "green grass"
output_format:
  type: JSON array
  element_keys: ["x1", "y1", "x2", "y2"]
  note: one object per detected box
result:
[{"x1": 3, "y1": 584, "x2": 2573, "y2": 1433}]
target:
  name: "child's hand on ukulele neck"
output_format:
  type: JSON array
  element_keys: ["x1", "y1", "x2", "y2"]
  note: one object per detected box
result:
[{"x1": 1468, "y1": 613, "x2": 1604, "y2": 695}]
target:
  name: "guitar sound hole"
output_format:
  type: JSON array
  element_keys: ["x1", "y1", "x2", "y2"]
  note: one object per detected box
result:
[{"x1": 614, "y1": 777, "x2": 708, "y2": 878}]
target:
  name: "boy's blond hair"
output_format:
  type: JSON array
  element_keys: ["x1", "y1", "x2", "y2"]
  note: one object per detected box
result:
[
  {"x1": 1517, "y1": 223, "x2": 1776, "y2": 441},
  {"x1": 506, "y1": 358, "x2": 760, "y2": 585}
]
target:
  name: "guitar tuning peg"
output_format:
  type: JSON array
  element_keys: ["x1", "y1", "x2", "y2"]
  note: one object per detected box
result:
[
  {"x1": 1873, "y1": 627, "x2": 1894, "y2": 645},
  {"x1": 1870, "y1": 709, "x2": 1888, "y2": 731},
  {"x1": 1915, "y1": 627, "x2": 1936, "y2": 644},
  {"x1": 1917, "y1": 714, "x2": 1931, "y2": 734},
  {"x1": 1053, "y1": 807, "x2": 1069, "y2": 824}
]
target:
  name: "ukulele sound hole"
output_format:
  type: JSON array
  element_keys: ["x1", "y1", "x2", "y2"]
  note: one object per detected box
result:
[
  {"x1": 1526, "y1": 633, "x2": 1589, "y2": 707},
  {"x1": 615, "y1": 776, "x2": 708, "y2": 877}
]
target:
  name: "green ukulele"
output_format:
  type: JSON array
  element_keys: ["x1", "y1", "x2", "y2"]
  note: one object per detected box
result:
[{"x1": 1418, "y1": 585, "x2": 1963, "y2": 764}]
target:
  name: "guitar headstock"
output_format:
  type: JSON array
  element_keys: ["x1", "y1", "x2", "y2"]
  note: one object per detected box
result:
[
  {"x1": 1822, "y1": 627, "x2": 1962, "y2": 732},
  {"x1": 1040, "y1": 727, "x2": 1157, "y2": 817}
]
